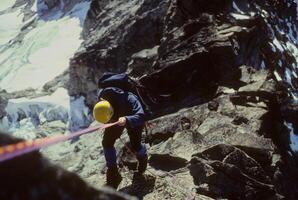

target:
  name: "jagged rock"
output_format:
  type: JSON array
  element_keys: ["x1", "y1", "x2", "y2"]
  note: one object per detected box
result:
[
  {"x1": 232, "y1": 115, "x2": 249, "y2": 125},
  {"x1": 42, "y1": 71, "x2": 69, "y2": 93},
  {"x1": 0, "y1": 90, "x2": 9, "y2": 119},
  {"x1": 44, "y1": 0, "x2": 60, "y2": 9},
  {"x1": 120, "y1": 173, "x2": 156, "y2": 198},
  {"x1": 149, "y1": 154, "x2": 188, "y2": 171},
  {"x1": 127, "y1": 46, "x2": 158, "y2": 78},
  {"x1": 189, "y1": 144, "x2": 281, "y2": 199},
  {"x1": 207, "y1": 100, "x2": 219, "y2": 111},
  {"x1": 36, "y1": 120, "x2": 67, "y2": 138},
  {"x1": 69, "y1": 0, "x2": 171, "y2": 106},
  {"x1": 149, "y1": 130, "x2": 203, "y2": 161},
  {"x1": 0, "y1": 132, "x2": 135, "y2": 200},
  {"x1": 280, "y1": 99, "x2": 298, "y2": 128},
  {"x1": 2, "y1": 0, "x2": 298, "y2": 199},
  {"x1": 194, "y1": 144, "x2": 271, "y2": 183}
]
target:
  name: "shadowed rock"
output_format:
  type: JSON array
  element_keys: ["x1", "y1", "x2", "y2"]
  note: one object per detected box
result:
[
  {"x1": 0, "y1": 132, "x2": 135, "y2": 200},
  {"x1": 189, "y1": 144, "x2": 281, "y2": 199}
]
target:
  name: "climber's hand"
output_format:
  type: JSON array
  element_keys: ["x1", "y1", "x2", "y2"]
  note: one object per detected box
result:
[{"x1": 118, "y1": 117, "x2": 126, "y2": 126}]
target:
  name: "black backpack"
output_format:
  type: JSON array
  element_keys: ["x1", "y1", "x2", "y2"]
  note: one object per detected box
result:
[{"x1": 97, "y1": 72, "x2": 154, "y2": 119}]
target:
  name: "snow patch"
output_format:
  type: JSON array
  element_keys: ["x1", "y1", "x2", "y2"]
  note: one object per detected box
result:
[
  {"x1": 132, "y1": 46, "x2": 158, "y2": 58},
  {"x1": 291, "y1": 92, "x2": 298, "y2": 101},
  {"x1": 274, "y1": 71, "x2": 283, "y2": 81},
  {"x1": 5, "y1": 88, "x2": 69, "y2": 125},
  {"x1": 0, "y1": 9, "x2": 24, "y2": 46},
  {"x1": 0, "y1": 0, "x2": 16, "y2": 12},
  {"x1": 270, "y1": 43, "x2": 277, "y2": 53},
  {"x1": 296, "y1": 0, "x2": 298, "y2": 20},
  {"x1": 232, "y1": 1, "x2": 244, "y2": 14},
  {"x1": 285, "y1": 68, "x2": 293, "y2": 86},
  {"x1": 261, "y1": 61, "x2": 266, "y2": 69},
  {"x1": 0, "y1": 17, "x2": 84, "y2": 92},
  {"x1": 272, "y1": 38, "x2": 284, "y2": 52},
  {"x1": 12, "y1": 119, "x2": 37, "y2": 140},
  {"x1": 287, "y1": 122, "x2": 298, "y2": 153},
  {"x1": 1, "y1": 88, "x2": 92, "y2": 137},
  {"x1": 67, "y1": 1, "x2": 91, "y2": 25},
  {"x1": 230, "y1": 13, "x2": 250, "y2": 20},
  {"x1": 0, "y1": 1, "x2": 91, "y2": 92},
  {"x1": 68, "y1": 96, "x2": 93, "y2": 132},
  {"x1": 286, "y1": 41, "x2": 298, "y2": 60}
]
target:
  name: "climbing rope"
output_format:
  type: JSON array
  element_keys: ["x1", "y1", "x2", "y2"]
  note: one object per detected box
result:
[
  {"x1": 0, "y1": 122, "x2": 119, "y2": 163},
  {"x1": 0, "y1": 122, "x2": 197, "y2": 199},
  {"x1": 118, "y1": 137, "x2": 197, "y2": 200}
]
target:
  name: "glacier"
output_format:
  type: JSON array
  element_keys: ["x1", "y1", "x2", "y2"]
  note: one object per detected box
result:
[{"x1": 0, "y1": 0, "x2": 93, "y2": 138}]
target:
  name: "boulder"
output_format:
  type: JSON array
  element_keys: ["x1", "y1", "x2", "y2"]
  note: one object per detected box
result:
[{"x1": 0, "y1": 132, "x2": 135, "y2": 200}]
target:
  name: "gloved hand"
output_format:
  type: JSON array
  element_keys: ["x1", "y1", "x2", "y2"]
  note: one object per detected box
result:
[{"x1": 118, "y1": 117, "x2": 126, "y2": 126}]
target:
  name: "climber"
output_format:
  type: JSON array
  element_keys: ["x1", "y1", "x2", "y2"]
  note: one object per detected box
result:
[{"x1": 93, "y1": 73, "x2": 148, "y2": 189}]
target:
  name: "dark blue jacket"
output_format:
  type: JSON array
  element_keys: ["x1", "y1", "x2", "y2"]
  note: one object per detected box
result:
[{"x1": 98, "y1": 87, "x2": 146, "y2": 128}]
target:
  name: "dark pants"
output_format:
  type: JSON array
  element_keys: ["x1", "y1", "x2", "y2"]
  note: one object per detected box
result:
[{"x1": 102, "y1": 125, "x2": 145, "y2": 168}]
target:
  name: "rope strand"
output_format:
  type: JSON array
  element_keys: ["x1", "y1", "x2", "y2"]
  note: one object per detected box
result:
[{"x1": 0, "y1": 122, "x2": 119, "y2": 163}]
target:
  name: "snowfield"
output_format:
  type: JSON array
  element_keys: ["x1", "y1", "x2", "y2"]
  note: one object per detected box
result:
[{"x1": 0, "y1": 0, "x2": 92, "y2": 137}]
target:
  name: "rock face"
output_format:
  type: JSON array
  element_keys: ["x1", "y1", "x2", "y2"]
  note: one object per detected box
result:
[
  {"x1": 0, "y1": 132, "x2": 135, "y2": 200},
  {"x1": 64, "y1": 0, "x2": 298, "y2": 199},
  {"x1": 69, "y1": 0, "x2": 170, "y2": 106},
  {"x1": 1, "y1": 0, "x2": 298, "y2": 199},
  {"x1": 190, "y1": 144, "x2": 276, "y2": 199},
  {"x1": 43, "y1": 68, "x2": 296, "y2": 199}
]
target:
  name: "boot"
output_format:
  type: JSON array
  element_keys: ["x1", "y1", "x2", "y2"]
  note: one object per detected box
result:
[
  {"x1": 106, "y1": 166, "x2": 122, "y2": 189},
  {"x1": 137, "y1": 154, "x2": 148, "y2": 174}
]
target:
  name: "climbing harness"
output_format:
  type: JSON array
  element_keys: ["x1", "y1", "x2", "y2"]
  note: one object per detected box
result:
[
  {"x1": 118, "y1": 137, "x2": 197, "y2": 200},
  {"x1": 0, "y1": 122, "x2": 119, "y2": 163}
]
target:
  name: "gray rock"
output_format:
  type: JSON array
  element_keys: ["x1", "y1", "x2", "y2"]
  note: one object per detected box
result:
[
  {"x1": 44, "y1": 0, "x2": 60, "y2": 9},
  {"x1": 69, "y1": 0, "x2": 171, "y2": 104},
  {"x1": 189, "y1": 144, "x2": 279, "y2": 199},
  {"x1": 0, "y1": 132, "x2": 136, "y2": 200}
]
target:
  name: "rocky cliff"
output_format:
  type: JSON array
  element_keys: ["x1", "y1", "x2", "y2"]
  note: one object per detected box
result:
[
  {"x1": 67, "y1": 0, "x2": 298, "y2": 199},
  {"x1": 0, "y1": 0, "x2": 298, "y2": 199}
]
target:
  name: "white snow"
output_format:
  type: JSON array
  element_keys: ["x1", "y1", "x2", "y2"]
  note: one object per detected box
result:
[
  {"x1": 0, "y1": 1, "x2": 91, "y2": 92},
  {"x1": 12, "y1": 119, "x2": 37, "y2": 140},
  {"x1": 68, "y1": 1, "x2": 91, "y2": 25},
  {"x1": 274, "y1": 71, "x2": 283, "y2": 81},
  {"x1": 0, "y1": 0, "x2": 16, "y2": 12},
  {"x1": 0, "y1": 9, "x2": 24, "y2": 46},
  {"x1": 5, "y1": 88, "x2": 69, "y2": 125},
  {"x1": 287, "y1": 122, "x2": 298, "y2": 153},
  {"x1": 270, "y1": 43, "x2": 277, "y2": 53},
  {"x1": 232, "y1": 1, "x2": 244, "y2": 14},
  {"x1": 68, "y1": 96, "x2": 93, "y2": 131},
  {"x1": 285, "y1": 68, "x2": 293, "y2": 86},
  {"x1": 292, "y1": 70, "x2": 298, "y2": 78},
  {"x1": 272, "y1": 38, "x2": 284, "y2": 52},
  {"x1": 1, "y1": 88, "x2": 92, "y2": 136},
  {"x1": 261, "y1": 61, "x2": 266, "y2": 69},
  {"x1": 132, "y1": 46, "x2": 158, "y2": 58},
  {"x1": 0, "y1": 1, "x2": 94, "y2": 135},
  {"x1": 230, "y1": 13, "x2": 250, "y2": 20},
  {"x1": 296, "y1": 0, "x2": 298, "y2": 20},
  {"x1": 286, "y1": 22, "x2": 297, "y2": 42},
  {"x1": 291, "y1": 92, "x2": 298, "y2": 101},
  {"x1": 0, "y1": 17, "x2": 84, "y2": 92},
  {"x1": 286, "y1": 41, "x2": 298, "y2": 61}
]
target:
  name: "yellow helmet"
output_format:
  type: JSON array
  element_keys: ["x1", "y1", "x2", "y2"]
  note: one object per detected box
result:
[{"x1": 93, "y1": 100, "x2": 114, "y2": 123}]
